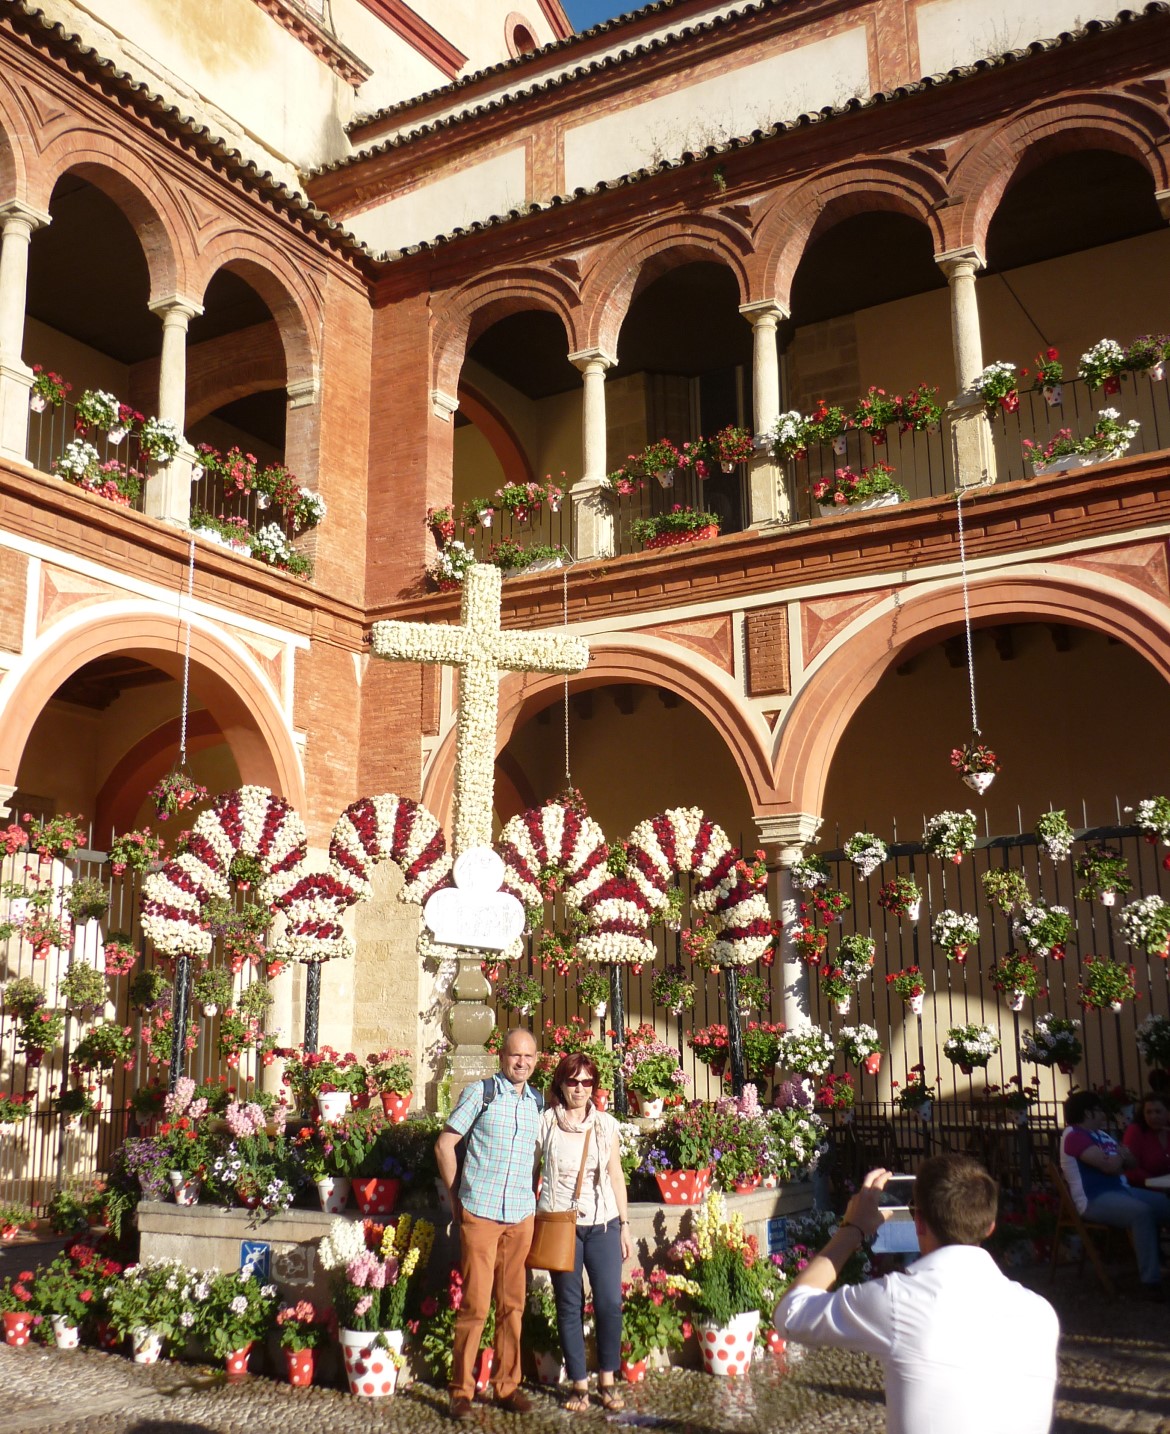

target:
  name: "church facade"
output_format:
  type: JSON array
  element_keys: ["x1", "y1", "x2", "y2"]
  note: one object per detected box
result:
[{"x1": 0, "y1": 0, "x2": 1168, "y2": 1115}]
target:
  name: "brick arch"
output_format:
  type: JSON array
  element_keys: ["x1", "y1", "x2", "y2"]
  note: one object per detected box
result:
[
  {"x1": 773, "y1": 566, "x2": 1170, "y2": 817},
  {"x1": 94, "y1": 710, "x2": 226, "y2": 838},
  {"x1": 753, "y1": 161, "x2": 951, "y2": 312},
  {"x1": 0, "y1": 85, "x2": 31, "y2": 200},
  {"x1": 457, "y1": 380, "x2": 536, "y2": 488},
  {"x1": 419, "y1": 633, "x2": 778, "y2": 832},
  {"x1": 432, "y1": 267, "x2": 583, "y2": 398},
  {"x1": 0, "y1": 603, "x2": 304, "y2": 809},
  {"x1": 29, "y1": 142, "x2": 183, "y2": 298},
  {"x1": 582, "y1": 215, "x2": 754, "y2": 356},
  {"x1": 193, "y1": 242, "x2": 321, "y2": 387},
  {"x1": 949, "y1": 94, "x2": 1170, "y2": 256}
]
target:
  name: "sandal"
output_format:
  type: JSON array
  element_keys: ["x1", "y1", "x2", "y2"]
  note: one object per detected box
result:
[
  {"x1": 564, "y1": 1389, "x2": 591, "y2": 1412},
  {"x1": 597, "y1": 1386, "x2": 625, "y2": 1412}
]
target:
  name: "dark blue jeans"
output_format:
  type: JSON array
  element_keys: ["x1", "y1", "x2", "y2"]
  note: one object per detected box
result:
[{"x1": 550, "y1": 1217, "x2": 623, "y2": 1381}]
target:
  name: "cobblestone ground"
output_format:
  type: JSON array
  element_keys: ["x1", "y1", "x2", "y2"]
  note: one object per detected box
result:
[{"x1": 0, "y1": 1268, "x2": 1166, "y2": 1434}]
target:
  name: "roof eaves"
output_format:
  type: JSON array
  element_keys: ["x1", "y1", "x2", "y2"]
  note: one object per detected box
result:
[
  {"x1": 3, "y1": 0, "x2": 376, "y2": 271},
  {"x1": 367, "y1": 4, "x2": 1170, "y2": 263}
]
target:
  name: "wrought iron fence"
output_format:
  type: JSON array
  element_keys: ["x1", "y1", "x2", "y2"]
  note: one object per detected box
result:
[
  {"x1": 27, "y1": 398, "x2": 149, "y2": 515},
  {"x1": 782, "y1": 423, "x2": 953, "y2": 522}
]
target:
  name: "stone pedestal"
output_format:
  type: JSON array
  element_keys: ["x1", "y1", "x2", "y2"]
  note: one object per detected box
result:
[
  {"x1": 0, "y1": 358, "x2": 32, "y2": 466},
  {"x1": 748, "y1": 452, "x2": 789, "y2": 525},
  {"x1": 570, "y1": 477, "x2": 615, "y2": 560},
  {"x1": 143, "y1": 442, "x2": 195, "y2": 525},
  {"x1": 445, "y1": 948, "x2": 496, "y2": 1103},
  {"x1": 947, "y1": 398, "x2": 998, "y2": 488}
]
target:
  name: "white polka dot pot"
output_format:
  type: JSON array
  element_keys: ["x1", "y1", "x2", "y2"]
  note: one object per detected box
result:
[
  {"x1": 699, "y1": 1311, "x2": 759, "y2": 1377},
  {"x1": 341, "y1": 1328, "x2": 403, "y2": 1398}
]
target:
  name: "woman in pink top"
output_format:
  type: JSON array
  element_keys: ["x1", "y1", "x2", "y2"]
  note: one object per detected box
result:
[{"x1": 1123, "y1": 1093, "x2": 1170, "y2": 1186}]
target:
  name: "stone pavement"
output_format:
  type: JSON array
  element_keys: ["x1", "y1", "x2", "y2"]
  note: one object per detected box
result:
[{"x1": 0, "y1": 1268, "x2": 1166, "y2": 1434}]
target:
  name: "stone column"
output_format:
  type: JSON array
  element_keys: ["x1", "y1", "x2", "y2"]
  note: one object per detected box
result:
[
  {"x1": 568, "y1": 348, "x2": 616, "y2": 560},
  {"x1": 0, "y1": 201, "x2": 51, "y2": 466},
  {"x1": 936, "y1": 246, "x2": 997, "y2": 488},
  {"x1": 739, "y1": 300, "x2": 790, "y2": 525},
  {"x1": 145, "y1": 295, "x2": 203, "y2": 525},
  {"x1": 445, "y1": 947, "x2": 497, "y2": 1102},
  {"x1": 756, "y1": 811, "x2": 824, "y2": 1032}
]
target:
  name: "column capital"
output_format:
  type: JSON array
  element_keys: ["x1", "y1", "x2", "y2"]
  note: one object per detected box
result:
[
  {"x1": 0, "y1": 200, "x2": 51, "y2": 234},
  {"x1": 935, "y1": 245, "x2": 985, "y2": 280},
  {"x1": 148, "y1": 294, "x2": 204, "y2": 323},
  {"x1": 431, "y1": 389, "x2": 459, "y2": 421},
  {"x1": 756, "y1": 812, "x2": 823, "y2": 864},
  {"x1": 286, "y1": 376, "x2": 318, "y2": 409},
  {"x1": 738, "y1": 298, "x2": 789, "y2": 327},
  {"x1": 567, "y1": 347, "x2": 616, "y2": 374}
]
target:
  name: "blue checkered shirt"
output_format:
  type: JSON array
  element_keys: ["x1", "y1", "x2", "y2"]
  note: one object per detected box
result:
[{"x1": 446, "y1": 1073, "x2": 541, "y2": 1223}]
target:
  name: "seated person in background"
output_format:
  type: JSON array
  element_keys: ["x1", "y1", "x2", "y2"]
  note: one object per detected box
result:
[
  {"x1": 1061, "y1": 1087, "x2": 1170, "y2": 1297},
  {"x1": 1122, "y1": 1091, "x2": 1170, "y2": 1186},
  {"x1": 774, "y1": 1155, "x2": 1059, "y2": 1434}
]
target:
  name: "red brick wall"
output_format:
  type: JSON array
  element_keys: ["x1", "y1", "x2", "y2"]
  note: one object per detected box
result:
[
  {"x1": 292, "y1": 639, "x2": 363, "y2": 845},
  {"x1": 0, "y1": 549, "x2": 26, "y2": 654}
]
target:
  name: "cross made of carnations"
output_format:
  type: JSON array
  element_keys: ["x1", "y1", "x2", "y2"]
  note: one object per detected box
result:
[{"x1": 370, "y1": 563, "x2": 589, "y2": 856}]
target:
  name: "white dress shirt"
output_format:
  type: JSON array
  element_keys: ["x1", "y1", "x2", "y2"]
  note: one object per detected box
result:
[{"x1": 775, "y1": 1244, "x2": 1059, "y2": 1434}]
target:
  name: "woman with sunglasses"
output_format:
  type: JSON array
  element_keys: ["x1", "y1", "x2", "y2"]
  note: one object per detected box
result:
[{"x1": 537, "y1": 1051, "x2": 632, "y2": 1410}]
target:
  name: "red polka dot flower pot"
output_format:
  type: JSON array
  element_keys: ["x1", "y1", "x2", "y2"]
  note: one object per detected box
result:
[
  {"x1": 654, "y1": 1167, "x2": 712, "y2": 1205},
  {"x1": 699, "y1": 1311, "x2": 758, "y2": 1377},
  {"x1": 380, "y1": 1091, "x2": 412, "y2": 1123},
  {"x1": 340, "y1": 1328, "x2": 403, "y2": 1398},
  {"x1": 352, "y1": 1177, "x2": 402, "y2": 1217},
  {"x1": 2, "y1": 1310, "x2": 32, "y2": 1346}
]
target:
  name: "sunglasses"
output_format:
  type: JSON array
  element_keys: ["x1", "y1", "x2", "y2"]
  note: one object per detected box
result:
[{"x1": 564, "y1": 1078, "x2": 594, "y2": 1088}]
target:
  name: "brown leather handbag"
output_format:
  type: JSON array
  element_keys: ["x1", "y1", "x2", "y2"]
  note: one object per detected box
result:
[{"x1": 526, "y1": 1126, "x2": 591, "y2": 1272}]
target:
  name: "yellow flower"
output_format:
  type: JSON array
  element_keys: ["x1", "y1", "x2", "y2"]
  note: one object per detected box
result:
[{"x1": 401, "y1": 1246, "x2": 421, "y2": 1280}]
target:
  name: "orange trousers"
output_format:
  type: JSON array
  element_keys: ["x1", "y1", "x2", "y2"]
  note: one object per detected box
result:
[{"x1": 450, "y1": 1208, "x2": 534, "y2": 1400}]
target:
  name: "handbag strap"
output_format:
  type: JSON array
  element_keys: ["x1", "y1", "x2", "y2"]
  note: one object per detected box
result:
[{"x1": 568, "y1": 1125, "x2": 592, "y2": 1210}]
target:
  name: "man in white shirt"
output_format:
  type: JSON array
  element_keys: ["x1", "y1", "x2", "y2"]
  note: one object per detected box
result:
[{"x1": 774, "y1": 1155, "x2": 1059, "y2": 1434}]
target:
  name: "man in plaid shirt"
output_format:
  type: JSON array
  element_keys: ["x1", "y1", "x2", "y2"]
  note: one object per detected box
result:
[{"x1": 436, "y1": 1028, "x2": 542, "y2": 1419}]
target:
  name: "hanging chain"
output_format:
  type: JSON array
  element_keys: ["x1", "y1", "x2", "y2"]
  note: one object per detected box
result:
[
  {"x1": 956, "y1": 487, "x2": 980, "y2": 738},
  {"x1": 178, "y1": 537, "x2": 195, "y2": 765},
  {"x1": 562, "y1": 563, "x2": 572, "y2": 788}
]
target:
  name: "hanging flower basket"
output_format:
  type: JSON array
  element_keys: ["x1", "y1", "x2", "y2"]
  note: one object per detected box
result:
[{"x1": 149, "y1": 768, "x2": 209, "y2": 821}]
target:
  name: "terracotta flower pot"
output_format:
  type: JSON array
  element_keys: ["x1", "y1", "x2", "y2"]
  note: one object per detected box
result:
[
  {"x1": 862, "y1": 1051, "x2": 882, "y2": 1076},
  {"x1": 225, "y1": 1343, "x2": 252, "y2": 1379},
  {"x1": 2, "y1": 1311, "x2": 32, "y2": 1346},
  {"x1": 380, "y1": 1091, "x2": 412, "y2": 1123},
  {"x1": 621, "y1": 1357, "x2": 647, "y2": 1383},
  {"x1": 286, "y1": 1347, "x2": 314, "y2": 1386},
  {"x1": 654, "y1": 1168, "x2": 712, "y2": 1205},
  {"x1": 352, "y1": 1177, "x2": 402, "y2": 1216}
]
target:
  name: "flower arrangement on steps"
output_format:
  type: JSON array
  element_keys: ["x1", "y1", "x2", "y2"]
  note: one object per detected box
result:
[
  {"x1": 1020, "y1": 1013, "x2": 1083, "y2": 1072},
  {"x1": 766, "y1": 383, "x2": 943, "y2": 462},
  {"x1": 630, "y1": 505, "x2": 722, "y2": 550},
  {"x1": 619, "y1": 1269, "x2": 701, "y2": 1380}
]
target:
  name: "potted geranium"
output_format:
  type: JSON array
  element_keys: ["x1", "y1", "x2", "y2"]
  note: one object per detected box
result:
[
  {"x1": 790, "y1": 853, "x2": 829, "y2": 890},
  {"x1": 494, "y1": 968, "x2": 544, "y2": 1017},
  {"x1": 981, "y1": 867, "x2": 1030, "y2": 915},
  {"x1": 767, "y1": 409, "x2": 812, "y2": 462},
  {"x1": 790, "y1": 914, "x2": 828, "y2": 963},
  {"x1": 279, "y1": 1044, "x2": 364, "y2": 1118},
  {"x1": 191, "y1": 966, "x2": 233, "y2": 1018},
  {"x1": 648, "y1": 1100, "x2": 725, "y2": 1203},
  {"x1": 72, "y1": 1019, "x2": 135, "y2": 1073},
  {"x1": 102, "y1": 931, "x2": 138, "y2": 977},
  {"x1": 1077, "y1": 957, "x2": 1139, "y2": 1013},
  {"x1": 687, "y1": 1022, "x2": 730, "y2": 1078},
  {"x1": 460, "y1": 495, "x2": 496, "y2": 530},
  {"x1": 930, "y1": 908, "x2": 980, "y2": 965},
  {"x1": 818, "y1": 934, "x2": 874, "y2": 1014},
  {"x1": 1119, "y1": 894, "x2": 1170, "y2": 959},
  {"x1": 973, "y1": 360, "x2": 1019, "y2": 412},
  {"x1": 1013, "y1": 901, "x2": 1073, "y2": 960},
  {"x1": 813, "y1": 462, "x2": 907, "y2": 514},
  {"x1": 843, "y1": 831, "x2": 887, "y2": 878},
  {"x1": 987, "y1": 951, "x2": 1046, "y2": 1011},
  {"x1": 710, "y1": 424, "x2": 754, "y2": 472},
  {"x1": 58, "y1": 961, "x2": 107, "y2": 1020},
  {"x1": 364, "y1": 1049, "x2": 414, "y2": 1121},
  {"x1": 1034, "y1": 809, "x2": 1075, "y2": 862},
  {"x1": 0, "y1": 1091, "x2": 33, "y2": 1135},
  {"x1": 104, "y1": 1259, "x2": 196, "y2": 1364},
  {"x1": 26, "y1": 811, "x2": 86, "y2": 864},
  {"x1": 944, "y1": 1022, "x2": 1001, "y2": 1075},
  {"x1": 149, "y1": 769, "x2": 209, "y2": 821},
  {"x1": 1077, "y1": 338, "x2": 1126, "y2": 393},
  {"x1": 776, "y1": 1027, "x2": 834, "y2": 1078},
  {"x1": 671, "y1": 1192, "x2": 766, "y2": 1376},
  {"x1": 199, "y1": 1269, "x2": 278, "y2": 1377},
  {"x1": 922, "y1": 809, "x2": 977, "y2": 864},
  {"x1": 876, "y1": 875, "x2": 921, "y2": 921},
  {"x1": 522, "y1": 1278, "x2": 563, "y2": 1385},
  {"x1": 576, "y1": 965, "x2": 609, "y2": 1019},
  {"x1": 30, "y1": 365, "x2": 70, "y2": 411},
  {"x1": 1074, "y1": 843, "x2": 1132, "y2": 906},
  {"x1": 892, "y1": 1066, "x2": 935, "y2": 1119},
  {"x1": 816, "y1": 1072, "x2": 855, "y2": 1112},
  {"x1": 622, "y1": 1023, "x2": 690, "y2": 1117},
  {"x1": 1136, "y1": 1013, "x2": 1170, "y2": 1070},
  {"x1": 276, "y1": 1300, "x2": 327, "y2": 1387},
  {"x1": 886, "y1": 966, "x2": 927, "y2": 1015},
  {"x1": 950, "y1": 739, "x2": 1000, "y2": 794},
  {"x1": 630, "y1": 505, "x2": 721, "y2": 550},
  {"x1": 640, "y1": 437, "x2": 682, "y2": 486},
  {"x1": 1032, "y1": 347, "x2": 1064, "y2": 404},
  {"x1": 108, "y1": 827, "x2": 165, "y2": 876},
  {"x1": 619, "y1": 1270, "x2": 701, "y2": 1382},
  {"x1": 982, "y1": 1075, "x2": 1041, "y2": 1125},
  {"x1": 651, "y1": 963, "x2": 696, "y2": 1014},
  {"x1": 1130, "y1": 795, "x2": 1170, "y2": 845},
  {"x1": 838, "y1": 1024, "x2": 883, "y2": 1075},
  {"x1": 741, "y1": 1020, "x2": 786, "y2": 1083}
]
